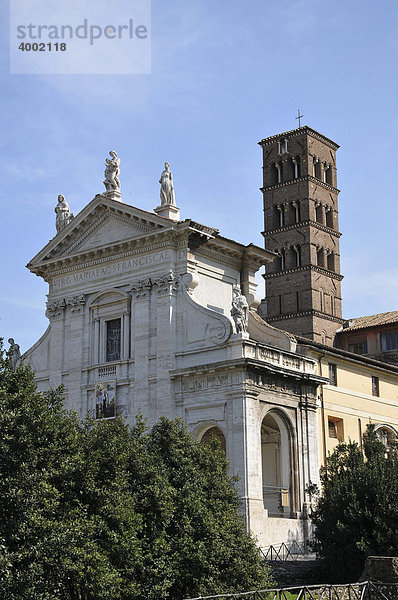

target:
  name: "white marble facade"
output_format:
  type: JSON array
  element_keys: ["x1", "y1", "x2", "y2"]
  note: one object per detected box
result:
[{"x1": 24, "y1": 192, "x2": 325, "y2": 547}]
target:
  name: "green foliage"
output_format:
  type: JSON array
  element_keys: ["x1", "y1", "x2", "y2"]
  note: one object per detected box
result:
[
  {"x1": 0, "y1": 341, "x2": 270, "y2": 599},
  {"x1": 310, "y1": 424, "x2": 398, "y2": 582}
]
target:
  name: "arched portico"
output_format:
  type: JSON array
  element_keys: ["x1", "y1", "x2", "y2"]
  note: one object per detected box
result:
[{"x1": 261, "y1": 411, "x2": 294, "y2": 516}]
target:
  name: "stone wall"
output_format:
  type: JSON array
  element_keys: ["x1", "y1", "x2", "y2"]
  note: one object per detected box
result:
[{"x1": 361, "y1": 556, "x2": 398, "y2": 583}]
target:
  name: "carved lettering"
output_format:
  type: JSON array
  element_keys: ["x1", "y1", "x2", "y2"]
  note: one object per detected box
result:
[{"x1": 52, "y1": 251, "x2": 170, "y2": 289}]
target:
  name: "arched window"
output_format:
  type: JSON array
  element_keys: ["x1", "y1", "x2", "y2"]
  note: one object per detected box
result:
[
  {"x1": 325, "y1": 206, "x2": 334, "y2": 229},
  {"x1": 200, "y1": 426, "x2": 226, "y2": 453},
  {"x1": 261, "y1": 412, "x2": 292, "y2": 516},
  {"x1": 292, "y1": 156, "x2": 300, "y2": 179},
  {"x1": 276, "y1": 204, "x2": 285, "y2": 228},
  {"x1": 278, "y1": 139, "x2": 288, "y2": 155},
  {"x1": 327, "y1": 252, "x2": 335, "y2": 272},
  {"x1": 277, "y1": 248, "x2": 286, "y2": 271},
  {"x1": 317, "y1": 247, "x2": 325, "y2": 268},
  {"x1": 319, "y1": 287, "x2": 325, "y2": 312},
  {"x1": 292, "y1": 200, "x2": 300, "y2": 223},
  {"x1": 315, "y1": 202, "x2": 323, "y2": 224},
  {"x1": 292, "y1": 245, "x2": 301, "y2": 267},
  {"x1": 374, "y1": 424, "x2": 397, "y2": 454},
  {"x1": 313, "y1": 157, "x2": 321, "y2": 179},
  {"x1": 325, "y1": 164, "x2": 333, "y2": 185},
  {"x1": 274, "y1": 162, "x2": 283, "y2": 184}
]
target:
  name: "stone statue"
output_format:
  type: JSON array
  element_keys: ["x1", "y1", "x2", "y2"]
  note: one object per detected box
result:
[
  {"x1": 231, "y1": 286, "x2": 248, "y2": 333},
  {"x1": 159, "y1": 162, "x2": 175, "y2": 206},
  {"x1": 8, "y1": 338, "x2": 21, "y2": 370},
  {"x1": 55, "y1": 194, "x2": 74, "y2": 233},
  {"x1": 104, "y1": 150, "x2": 120, "y2": 192}
]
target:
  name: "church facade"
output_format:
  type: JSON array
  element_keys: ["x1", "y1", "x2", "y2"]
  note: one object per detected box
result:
[
  {"x1": 22, "y1": 127, "x2": 398, "y2": 549},
  {"x1": 24, "y1": 157, "x2": 326, "y2": 548}
]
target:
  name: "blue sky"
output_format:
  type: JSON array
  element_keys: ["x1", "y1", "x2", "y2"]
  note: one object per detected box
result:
[{"x1": 1, "y1": 0, "x2": 398, "y2": 352}]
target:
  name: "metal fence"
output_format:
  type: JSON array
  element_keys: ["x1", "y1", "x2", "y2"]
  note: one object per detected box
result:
[
  {"x1": 261, "y1": 540, "x2": 312, "y2": 561},
  {"x1": 184, "y1": 580, "x2": 398, "y2": 600}
]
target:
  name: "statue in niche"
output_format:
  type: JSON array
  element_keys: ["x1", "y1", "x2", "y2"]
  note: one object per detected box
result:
[
  {"x1": 104, "y1": 150, "x2": 120, "y2": 192},
  {"x1": 231, "y1": 285, "x2": 248, "y2": 333},
  {"x1": 159, "y1": 162, "x2": 175, "y2": 205},
  {"x1": 8, "y1": 338, "x2": 21, "y2": 369},
  {"x1": 55, "y1": 194, "x2": 74, "y2": 232}
]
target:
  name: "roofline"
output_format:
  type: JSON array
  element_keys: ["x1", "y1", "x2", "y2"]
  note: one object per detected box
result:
[
  {"x1": 338, "y1": 316, "x2": 398, "y2": 333},
  {"x1": 214, "y1": 235, "x2": 277, "y2": 261},
  {"x1": 297, "y1": 336, "x2": 398, "y2": 376},
  {"x1": 258, "y1": 126, "x2": 339, "y2": 150}
]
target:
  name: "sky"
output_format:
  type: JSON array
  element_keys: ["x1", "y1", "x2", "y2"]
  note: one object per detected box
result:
[{"x1": 1, "y1": 0, "x2": 398, "y2": 353}]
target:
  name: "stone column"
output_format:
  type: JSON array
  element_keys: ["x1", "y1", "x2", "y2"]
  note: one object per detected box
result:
[
  {"x1": 122, "y1": 312, "x2": 130, "y2": 360},
  {"x1": 275, "y1": 163, "x2": 282, "y2": 184},
  {"x1": 93, "y1": 317, "x2": 100, "y2": 364},
  {"x1": 130, "y1": 278, "x2": 152, "y2": 422},
  {"x1": 153, "y1": 271, "x2": 179, "y2": 421}
]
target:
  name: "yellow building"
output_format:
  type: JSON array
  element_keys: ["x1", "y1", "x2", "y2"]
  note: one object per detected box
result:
[{"x1": 298, "y1": 338, "x2": 398, "y2": 464}]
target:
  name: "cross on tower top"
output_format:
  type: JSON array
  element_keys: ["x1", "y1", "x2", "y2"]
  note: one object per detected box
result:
[{"x1": 295, "y1": 109, "x2": 304, "y2": 127}]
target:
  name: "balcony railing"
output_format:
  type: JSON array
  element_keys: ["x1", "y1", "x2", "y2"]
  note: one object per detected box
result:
[{"x1": 263, "y1": 485, "x2": 290, "y2": 515}]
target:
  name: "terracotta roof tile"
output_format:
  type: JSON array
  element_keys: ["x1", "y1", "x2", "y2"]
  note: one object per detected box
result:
[{"x1": 341, "y1": 311, "x2": 398, "y2": 331}]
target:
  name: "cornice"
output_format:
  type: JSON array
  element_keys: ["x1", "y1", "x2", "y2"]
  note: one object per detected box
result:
[
  {"x1": 261, "y1": 175, "x2": 340, "y2": 194},
  {"x1": 297, "y1": 336, "x2": 398, "y2": 376},
  {"x1": 262, "y1": 220, "x2": 342, "y2": 238},
  {"x1": 195, "y1": 247, "x2": 242, "y2": 269},
  {"x1": 267, "y1": 310, "x2": 344, "y2": 325},
  {"x1": 264, "y1": 264, "x2": 344, "y2": 282},
  {"x1": 258, "y1": 126, "x2": 339, "y2": 150},
  {"x1": 169, "y1": 357, "x2": 326, "y2": 385},
  {"x1": 34, "y1": 238, "x2": 178, "y2": 279}
]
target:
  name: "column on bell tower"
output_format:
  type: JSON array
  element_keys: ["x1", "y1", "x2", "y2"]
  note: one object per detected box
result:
[{"x1": 258, "y1": 126, "x2": 343, "y2": 345}]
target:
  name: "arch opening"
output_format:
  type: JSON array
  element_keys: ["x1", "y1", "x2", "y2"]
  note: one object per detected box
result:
[
  {"x1": 375, "y1": 424, "x2": 397, "y2": 454},
  {"x1": 200, "y1": 426, "x2": 226, "y2": 453},
  {"x1": 261, "y1": 412, "x2": 291, "y2": 516}
]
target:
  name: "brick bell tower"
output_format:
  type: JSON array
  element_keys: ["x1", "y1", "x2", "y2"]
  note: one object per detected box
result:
[{"x1": 258, "y1": 126, "x2": 343, "y2": 345}]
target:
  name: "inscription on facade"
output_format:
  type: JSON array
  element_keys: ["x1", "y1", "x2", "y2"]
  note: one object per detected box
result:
[
  {"x1": 182, "y1": 373, "x2": 230, "y2": 393},
  {"x1": 52, "y1": 251, "x2": 170, "y2": 289}
]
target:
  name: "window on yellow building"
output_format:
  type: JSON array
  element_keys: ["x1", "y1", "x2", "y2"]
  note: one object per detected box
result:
[
  {"x1": 328, "y1": 417, "x2": 344, "y2": 441},
  {"x1": 372, "y1": 376, "x2": 380, "y2": 397},
  {"x1": 328, "y1": 363, "x2": 337, "y2": 386}
]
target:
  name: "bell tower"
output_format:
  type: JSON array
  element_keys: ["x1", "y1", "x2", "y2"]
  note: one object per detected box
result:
[{"x1": 259, "y1": 126, "x2": 343, "y2": 345}]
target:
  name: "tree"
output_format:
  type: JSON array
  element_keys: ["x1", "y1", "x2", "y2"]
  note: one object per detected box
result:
[
  {"x1": 0, "y1": 341, "x2": 271, "y2": 599},
  {"x1": 310, "y1": 424, "x2": 398, "y2": 582}
]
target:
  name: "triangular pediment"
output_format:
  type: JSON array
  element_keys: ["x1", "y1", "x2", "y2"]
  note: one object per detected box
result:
[
  {"x1": 27, "y1": 194, "x2": 176, "y2": 269},
  {"x1": 66, "y1": 213, "x2": 153, "y2": 255}
]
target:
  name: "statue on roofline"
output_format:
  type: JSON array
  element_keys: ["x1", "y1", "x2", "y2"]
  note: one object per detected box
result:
[
  {"x1": 159, "y1": 162, "x2": 176, "y2": 206},
  {"x1": 55, "y1": 194, "x2": 74, "y2": 233},
  {"x1": 8, "y1": 338, "x2": 21, "y2": 370},
  {"x1": 104, "y1": 150, "x2": 120, "y2": 192}
]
